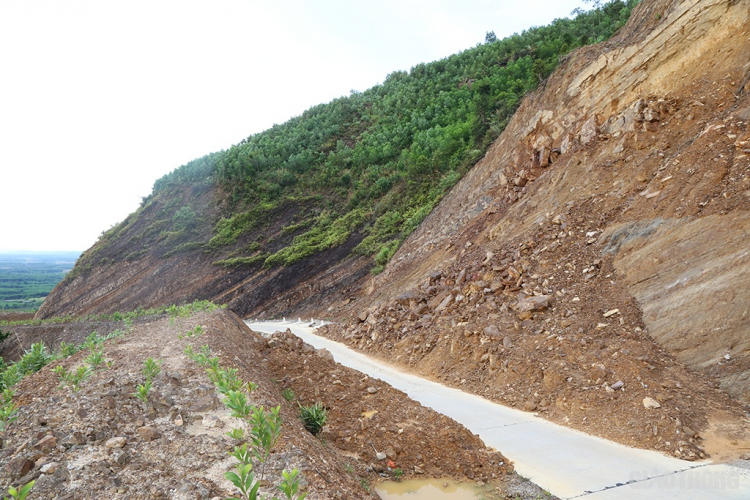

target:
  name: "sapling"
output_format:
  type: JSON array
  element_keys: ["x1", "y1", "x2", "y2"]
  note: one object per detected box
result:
[
  {"x1": 227, "y1": 427, "x2": 246, "y2": 441},
  {"x1": 134, "y1": 380, "x2": 152, "y2": 404},
  {"x1": 276, "y1": 469, "x2": 307, "y2": 500},
  {"x1": 224, "y1": 390, "x2": 253, "y2": 419},
  {"x1": 84, "y1": 347, "x2": 107, "y2": 370},
  {"x1": 53, "y1": 365, "x2": 91, "y2": 393},
  {"x1": 224, "y1": 462, "x2": 261, "y2": 500},
  {"x1": 142, "y1": 357, "x2": 161, "y2": 381},
  {"x1": 2, "y1": 480, "x2": 34, "y2": 500},
  {"x1": 249, "y1": 405, "x2": 282, "y2": 479},
  {"x1": 230, "y1": 442, "x2": 253, "y2": 465}
]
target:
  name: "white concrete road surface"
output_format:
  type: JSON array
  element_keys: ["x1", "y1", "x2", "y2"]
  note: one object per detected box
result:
[{"x1": 246, "y1": 319, "x2": 750, "y2": 499}]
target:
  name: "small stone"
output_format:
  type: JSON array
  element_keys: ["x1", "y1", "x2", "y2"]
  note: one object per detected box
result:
[
  {"x1": 40, "y1": 462, "x2": 59, "y2": 474},
  {"x1": 316, "y1": 348, "x2": 334, "y2": 361},
  {"x1": 366, "y1": 387, "x2": 378, "y2": 394},
  {"x1": 643, "y1": 397, "x2": 661, "y2": 409},
  {"x1": 106, "y1": 437, "x2": 127, "y2": 448},
  {"x1": 376, "y1": 452, "x2": 387, "y2": 460},
  {"x1": 503, "y1": 336, "x2": 514, "y2": 348},
  {"x1": 202, "y1": 415, "x2": 223, "y2": 428},
  {"x1": 611, "y1": 380, "x2": 624, "y2": 390},
  {"x1": 515, "y1": 295, "x2": 552, "y2": 312},
  {"x1": 6, "y1": 457, "x2": 35, "y2": 478},
  {"x1": 603, "y1": 309, "x2": 620, "y2": 318},
  {"x1": 34, "y1": 435, "x2": 57, "y2": 452},
  {"x1": 189, "y1": 395, "x2": 219, "y2": 412},
  {"x1": 524, "y1": 400, "x2": 538, "y2": 412},
  {"x1": 174, "y1": 415, "x2": 184, "y2": 427},
  {"x1": 414, "y1": 466, "x2": 424, "y2": 474},
  {"x1": 483, "y1": 325, "x2": 501, "y2": 338},
  {"x1": 137, "y1": 426, "x2": 161, "y2": 441}
]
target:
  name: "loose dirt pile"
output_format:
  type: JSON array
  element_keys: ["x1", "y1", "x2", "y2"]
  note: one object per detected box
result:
[
  {"x1": 1, "y1": 310, "x2": 551, "y2": 500},
  {"x1": 320, "y1": 216, "x2": 750, "y2": 461}
]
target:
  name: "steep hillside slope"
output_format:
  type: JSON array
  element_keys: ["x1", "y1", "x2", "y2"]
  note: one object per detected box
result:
[
  {"x1": 37, "y1": 1, "x2": 639, "y2": 321},
  {"x1": 320, "y1": 0, "x2": 750, "y2": 457}
]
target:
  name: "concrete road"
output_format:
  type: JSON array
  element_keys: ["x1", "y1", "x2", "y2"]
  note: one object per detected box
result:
[{"x1": 246, "y1": 320, "x2": 750, "y2": 499}]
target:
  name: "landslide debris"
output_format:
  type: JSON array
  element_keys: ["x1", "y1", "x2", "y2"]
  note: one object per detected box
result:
[
  {"x1": 1, "y1": 309, "x2": 544, "y2": 499},
  {"x1": 313, "y1": 0, "x2": 750, "y2": 460}
]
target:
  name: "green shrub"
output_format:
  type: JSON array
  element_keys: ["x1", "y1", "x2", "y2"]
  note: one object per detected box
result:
[
  {"x1": 299, "y1": 402, "x2": 328, "y2": 435},
  {"x1": 281, "y1": 388, "x2": 295, "y2": 401}
]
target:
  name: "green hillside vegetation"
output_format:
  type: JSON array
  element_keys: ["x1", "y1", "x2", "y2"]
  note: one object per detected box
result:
[
  {"x1": 0, "y1": 253, "x2": 80, "y2": 311},
  {"x1": 89, "y1": 1, "x2": 639, "y2": 275}
]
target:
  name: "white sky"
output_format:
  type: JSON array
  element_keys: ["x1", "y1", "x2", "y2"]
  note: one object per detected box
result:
[{"x1": 0, "y1": 0, "x2": 589, "y2": 252}]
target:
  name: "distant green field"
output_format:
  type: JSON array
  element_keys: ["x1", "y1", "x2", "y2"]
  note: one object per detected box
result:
[{"x1": 0, "y1": 252, "x2": 80, "y2": 311}]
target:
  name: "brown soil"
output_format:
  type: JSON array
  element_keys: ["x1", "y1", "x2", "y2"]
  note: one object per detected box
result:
[
  {"x1": 1, "y1": 310, "x2": 550, "y2": 500},
  {"x1": 318, "y1": 216, "x2": 750, "y2": 461}
]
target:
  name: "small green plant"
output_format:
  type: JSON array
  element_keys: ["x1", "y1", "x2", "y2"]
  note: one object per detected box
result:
[
  {"x1": 225, "y1": 462, "x2": 261, "y2": 500},
  {"x1": 249, "y1": 405, "x2": 283, "y2": 479},
  {"x1": 276, "y1": 468, "x2": 307, "y2": 500},
  {"x1": 0, "y1": 389, "x2": 19, "y2": 433},
  {"x1": 17, "y1": 342, "x2": 52, "y2": 375},
  {"x1": 227, "y1": 427, "x2": 246, "y2": 441},
  {"x1": 344, "y1": 462, "x2": 354, "y2": 474},
  {"x1": 281, "y1": 388, "x2": 295, "y2": 401},
  {"x1": 134, "y1": 380, "x2": 152, "y2": 404},
  {"x1": 224, "y1": 390, "x2": 253, "y2": 419},
  {"x1": 359, "y1": 477, "x2": 370, "y2": 493},
  {"x1": 84, "y1": 347, "x2": 107, "y2": 370},
  {"x1": 2, "y1": 480, "x2": 34, "y2": 500},
  {"x1": 0, "y1": 365, "x2": 23, "y2": 390},
  {"x1": 184, "y1": 344, "x2": 212, "y2": 365},
  {"x1": 208, "y1": 366, "x2": 244, "y2": 394},
  {"x1": 142, "y1": 357, "x2": 162, "y2": 382},
  {"x1": 58, "y1": 341, "x2": 80, "y2": 358},
  {"x1": 53, "y1": 365, "x2": 92, "y2": 393},
  {"x1": 82, "y1": 332, "x2": 103, "y2": 350},
  {"x1": 230, "y1": 442, "x2": 253, "y2": 465},
  {"x1": 393, "y1": 468, "x2": 404, "y2": 481},
  {"x1": 299, "y1": 402, "x2": 327, "y2": 435}
]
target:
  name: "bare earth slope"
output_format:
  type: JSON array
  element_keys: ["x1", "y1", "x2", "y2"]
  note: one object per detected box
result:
[
  {"x1": 35, "y1": 187, "x2": 371, "y2": 322},
  {"x1": 319, "y1": 0, "x2": 750, "y2": 459},
  {"x1": 2, "y1": 310, "x2": 533, "y2": 499}
]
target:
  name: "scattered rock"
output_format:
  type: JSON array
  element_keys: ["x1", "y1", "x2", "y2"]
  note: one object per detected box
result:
[
  {"x1": 483, "y1": 325, "x2": 501, "y2": 338},
  {"x1": 105, "y1": 437, "x2": 127, "y2": 448},
  {"x1": 34, "y1": 435, "x2": 57, "y2": 452},
  {"x1": 515, "y1": 295, "x2": 552, "y2": 312},
  {"x1": 5, "y1": 457, "x2": 35, "y2": 478},
  {"x1": 643, "y1": 397, "x2": 662, "y2": 409},
  {"x1": 137, "y1": 426, "x2": 162, "y2": 441},
  {"x1": 189, "y1": 394, "x2": 219, "y2": 412}
]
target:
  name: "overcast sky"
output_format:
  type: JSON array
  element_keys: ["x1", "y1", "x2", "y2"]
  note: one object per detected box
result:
[{"x1": 0, "y1": 0, "x2": 590, "y2": 252}]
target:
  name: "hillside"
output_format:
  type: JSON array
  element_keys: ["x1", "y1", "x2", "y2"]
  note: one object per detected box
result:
[
  {"x1": 35, "y1": 1, "x2": 639, "y2": 321},
  {"x1": 29, "y1": 0, "x2": 750, "y2": 467},
  {"x1": 320, "y1": 0, "x2": 750, "y2": 459},
  {"x1": 2, "y1": 308, "x2": 542, "y2": 499}
]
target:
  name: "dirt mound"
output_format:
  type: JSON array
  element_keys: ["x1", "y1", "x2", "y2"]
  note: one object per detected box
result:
[{"x1": 1, "y1": 310, "x2": 548, "y2": 499}]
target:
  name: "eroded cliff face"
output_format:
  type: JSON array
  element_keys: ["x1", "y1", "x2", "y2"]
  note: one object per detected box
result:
[{"x1": 359, "y1": 0, "x2": 750, "y2": 404}]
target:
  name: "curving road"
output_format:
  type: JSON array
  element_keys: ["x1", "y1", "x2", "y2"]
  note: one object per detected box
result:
[{"x1": 246, "y1": 319, "x2": 750, "y2": 499}]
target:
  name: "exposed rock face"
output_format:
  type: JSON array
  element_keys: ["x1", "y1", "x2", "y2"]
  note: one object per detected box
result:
[{"x1": 361, "y1": 0, "x2": 750, "y2": 404}]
